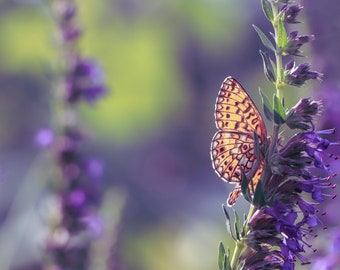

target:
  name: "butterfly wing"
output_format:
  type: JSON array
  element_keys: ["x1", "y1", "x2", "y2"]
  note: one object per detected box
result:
[
  {"x1": 211, "y1": 131, "x2": 258, "y2": 182},
  {"x1": 214, "y1": 76, "x2": 267, "y2": 143},
  {"x1": 211, "y1": 76, "x2": 267, "y2": 205}
]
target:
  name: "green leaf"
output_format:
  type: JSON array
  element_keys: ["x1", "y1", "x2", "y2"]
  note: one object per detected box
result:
[
  {"x1": 253, "y1": 24, "x2": 276, "y2": 53},
  {"x1": 277, "y1": 16, "x2": 288, "y2": 50},
  {"x1": 241, "y1": 169, "x2": 252, "y2": 203},
  {"x1": 222, "y1": 205, "x2": 236, "y2": 241},
  {"x1": 218, "y1": 242, "x2": 226, "y2": 270},
  {"x1": 233, "y1": 209, "x2": 241, "y2": 241},
  {"x1": 273, "y1": 94, "x2": 286, "y2": 124},
  {"x1": 253, "y1": 181, "x2": 266, "y2": 207},
  {"x1": 224, "y1": 254, "x2": 232, "y2": 270},
  {"x1": 259, "y1": 50, "x2": 276, "y2": 83},
  {"x1": 259, "y1": 88, "x2": 274, "y2": 122},
  {"x1": 261, "y1": 0, "x2": 274, "y2": 21},
  {"x1": 241, "y1": 214, "x2": 248, "y2": 238},
  {"x1": 218, "y1": 243, "x2": 232, "y2": 270}
]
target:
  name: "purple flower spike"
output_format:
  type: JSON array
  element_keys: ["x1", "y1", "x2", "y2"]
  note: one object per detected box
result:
[
  {"x1": 241, "y1": 122, "x2": 337, "y2": 268},
  {"x1": 43, "y1": 1, "x2": 107, "y2": 268}
]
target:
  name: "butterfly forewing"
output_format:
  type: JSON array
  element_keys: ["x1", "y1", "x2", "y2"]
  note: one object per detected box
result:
[
  {"x1": 214, "y1": 77, "x2": 267, "y2": 142},
  {"x1": 211, "y1": 76, "x2": 267, "y2": 205}
]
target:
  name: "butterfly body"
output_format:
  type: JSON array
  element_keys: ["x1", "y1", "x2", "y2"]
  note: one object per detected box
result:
[{"x1": 211, "y1": 77, "x2": 267, "y2": 205}]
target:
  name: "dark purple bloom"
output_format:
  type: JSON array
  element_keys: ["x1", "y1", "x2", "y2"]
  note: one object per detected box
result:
[
  {"x1": 272, "y1": 129, "x2": 334, "y2": 177},
  {"x1": 66, "y1": 58, "x2": 107, "y2": 104},
  {"x1": 283, "y1": 5, "x2": 303, "y2": 24},
  {"x1": 286, "y1": 98, "x2": 321, "y2": 130},
  {"x1": 285, "y1": 61, "x2": 323, "y2": 87},
  {"x1": 283, "y1": 31, "x2": 314, "y2": 56}
]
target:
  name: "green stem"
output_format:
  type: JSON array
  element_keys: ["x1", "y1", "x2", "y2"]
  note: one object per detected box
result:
[
  {"x1": 270, "y1": 1, "x2": 284, "y2": 100},
  {"x1": 230, "y1": 205, "x2": 256, "y2": 269}
]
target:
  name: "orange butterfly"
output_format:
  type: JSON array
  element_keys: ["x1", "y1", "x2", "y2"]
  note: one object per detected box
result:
[{"x1": 210, "y1": 76, "x2": 267, "y2": 206}]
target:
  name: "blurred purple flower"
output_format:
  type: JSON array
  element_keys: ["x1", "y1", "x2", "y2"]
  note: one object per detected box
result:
[
  {"x1": 35, "y1": 128, "x2": 54, "y2": 147},
  {"x1": 43, "y1": 0, "x2": 107, "y2": 268},
  {"x1": 66, "y1": 58, "x2": 107, "y2": 104},
  {"x1": 56, "y1": 1, "x2": 81, "y2": 43},
  {"x1": 312, "y1": 230, "x2": 340, "y2": 270},
  {"x1": 85, "y1": 158, "x2": 104, "y2": 179},
  {"x1": 61, "y1": 25, "x2": 81, "y2": 43}
]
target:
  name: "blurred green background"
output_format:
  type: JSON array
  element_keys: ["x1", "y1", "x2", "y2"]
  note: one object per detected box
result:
[{"x1": 0, "y1": 0, "x2": 336, "y2": 269}]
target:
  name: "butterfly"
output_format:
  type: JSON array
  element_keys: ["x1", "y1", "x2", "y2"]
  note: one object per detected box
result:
[{"x1": 210, "y1": 76, "x2": 267, "y2": 206}]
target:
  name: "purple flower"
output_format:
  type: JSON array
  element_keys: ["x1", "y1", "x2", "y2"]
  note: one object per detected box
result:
[
  {"x1": 61, "y1": 25, "x2": 81, "y2": 43},
  {"x1": 240, "y1": 123, "x2": 337, "y2": 269},
  {"x1": 85, "y1": 158, "x2": 104, "y2": 179},
  {"x1": 286, "y1": 98, "x2": 321, "y2": 130},
  {"x1": 66, "y1": 58, "x2": 107, "y2": 104},
  {"x1": 283, "y1": 31, "x2": 314, "y2": 56},
  {"x1": 283, "y1": 5, "x2": 303, "y2": 24},
  {"x1": 55, "y1": 1, "x2": 81, "y2": 43},
  {"x1": 285, "y1": 61, "x2": 323, "y2": 87},
  {"x1": 271, "y1": 129, "x2": 334, "y2": 177},
  {"x1": 35, "y1": 128, "x2": 54, "y2": 147},
  {"x1": 59, "y1": 2, "x2": 77, "y2": 22}
]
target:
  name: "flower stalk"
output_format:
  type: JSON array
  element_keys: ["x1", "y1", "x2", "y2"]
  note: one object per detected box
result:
[
  {"x1": 36, "y1": 1, "x2": 107, "y2": 269},
  {"x1": 217, "y1": 1, "x2": 337, "y2": 269}
]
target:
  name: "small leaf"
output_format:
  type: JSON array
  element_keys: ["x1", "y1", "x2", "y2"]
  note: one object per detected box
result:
[
  {"x1": 259, "y1": 88, "x2": 274, "y2": 121},
  {"x1": 224, "y1": 253, "x2": 232, "y2": 270},
  {"x1": 273, "y1": 94, "x2": 286, "y2": 124},
  {"x1": 277, "y1": 16, "x2": 288, "y2": 50},
  {"x1": 233, "y1": 209, "x2": 241, "y2": 241},
  {"x1": 220, "y1": 250, "x2": 232, "y2": 270},
  {"x1": 261, "y1": 0, "x2": 274, "y2": 21},
  {"x1": 241, "y1": 214, "x2": 248, "y2": 238},
  {"x1": 253, "y1": 180, "x2": 266, "y2": 207},
  {"x1": 253, "y1": 24, "x2": 276, "y2": 53},
  {"x1": 218, "y1": 242, "x2": 226, "y2": 270},
  {"x1": 241, "y1": 169, "x2": 252, "y2": 203},
  {"x1": 222, "y1": 205, "x2": 236, "y2": 241},
  {"x1": 259, "y1": 50, "x2": 276, "y2": 83}
]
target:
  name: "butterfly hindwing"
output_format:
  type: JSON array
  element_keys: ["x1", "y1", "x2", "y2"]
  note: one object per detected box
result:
[{"x1": 211, "y1": 131, "x2": 257, "y2": 182}]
